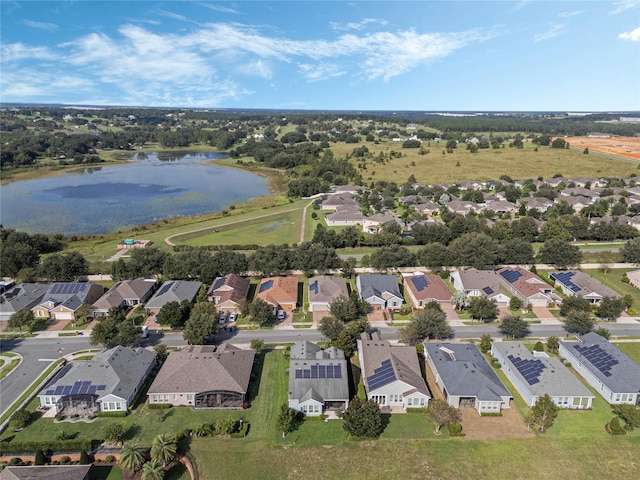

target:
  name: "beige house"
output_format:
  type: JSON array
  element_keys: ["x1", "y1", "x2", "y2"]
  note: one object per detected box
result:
[
  {"x1": 403, "y1": 272, "x2": 452, "y2": 308},
  {"x1": 32, "y1": 283, "x2": 104, "y2": 321},
  {"x1": 308, "y1": 276, "x2": 349, "y2": 313},
  {"x1": 256, "y1": 276, "x2": 298, "y2": 312}
]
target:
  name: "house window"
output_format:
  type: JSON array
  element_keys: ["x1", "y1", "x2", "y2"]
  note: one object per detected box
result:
[
  {"x1": 37, "y1": 310, "x2": 45, "y2": 317},
  {"x1": 371, "y1": 395, "x2": 387, "y2": 406},
  {"x1": 153, "y1": 394, "x2": 169, "y2": 403},
  {"x1": 187, "y1": 394, "x2": 193, "y2": 401}
]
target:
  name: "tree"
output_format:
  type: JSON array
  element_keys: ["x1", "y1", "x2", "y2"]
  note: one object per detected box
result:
[
  {"x1": 546, "y1": 336, "x2": 560, "y2": 353},
  {"x1": 426, "y1": 399, "x2": 462, "y2": 435},
  {"x1": 104, "y1": 422, "x2": 126, "y2": 445},
  {"x1": 11, "y1": 410, "x2": 31, "y2": 431},
  {"x1": 563, "y1": 309, "x2": 595, "y2": 335},
  {"x1": 621, "y1": 237, "x2": 640, "y2": 263},
  {"x1": 250, "y1": 338, "x2": 265, "y2": 355},
  {"x1": 559, "y1": 295, "x2": 591, "y2": 317},
  {"x1": 90, "y1": 316, "x2": 120, "y2": 348},
  {"x1": 499, "y1": 315, "x2": 529, "y2": 339},
  {"x1": 399, "y1": 303, "x2": 451, "y2": 344},
  {"x1": 538, "y1": 239, "x2": 582, "y2": 269},
  {"x1": 593, "y1": 326, "x2": 611, "y2": 340},
  {"x1": 329, "y1": 294, "x2": 368, "y2": 323},
  {"x1": 119, "y1": 441, "x2": 145, "y2": 474},
  {"x1": 183, "y1": 302, "x2": 218, "y2": 345},
  {"x1": 451, "y1": 290, "x2": 469, "y2": 311},
  {"x1": 248, "y1": 298, "x2": 275, "y2": 327},
  {"x1": 40, "y1": 251, "x2": 88, "y2": 281},
  {"x1": 141, "y1": 460, "x2": 164, "y2": 480},
  {"x1": 469, "y1": 297, "x2": 499, "y2": 321},
  {"x1": 596, "y1": 296, "x2": 626, "y2": 320},
  {"x1": 153, "y1": 344, "x2": 169, "y2": 362},
  {"x1": 276, "y1": 403, "x2": 298, "y2": 438},
  {"x1": 509, "y1": 296, "x2": 523, "y2": 311},
  {"x1": 157, "y1": 301, "x2": 189, "y2": 328},
  {"x1": 342, "y1": 396, "x2": 383, "y2": 439},
  {"x1": 479, "y1": 334, "x2": 493, "y2": 353},
  {"x1": 8, "y1": 309, "x2": 35, "y2": 332},
  {"x1": 115, "y1": 319, "x2": 142, "y2": 347},
  {"x1": 448, "y1": 233, "x2": 499, "y2": 269},
  {"x1": 150, "y1": 433, "x2": 176, "y2": 468},
  {"x1": 319, "y1": 316, "x2": 345, "y2": 341},
  {"x1": 531, "y1": 394, "x2": 559, "y2": 432}
]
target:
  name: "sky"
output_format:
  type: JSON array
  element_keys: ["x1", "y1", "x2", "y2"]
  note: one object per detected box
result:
[{"x1": 1, "y1": 0, "x2": 639, "y2": 111}]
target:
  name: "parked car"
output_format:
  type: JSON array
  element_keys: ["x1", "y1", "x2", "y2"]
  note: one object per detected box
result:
[
  {"x1": 277, "y1": 310, "x2": 286, "y2": 320},
  {"x1": 228, "y1": 312, "x2": 237, "y2": 322},
  {"x1": 219, "y1": 313, "x2": 227, "y2": 324}
]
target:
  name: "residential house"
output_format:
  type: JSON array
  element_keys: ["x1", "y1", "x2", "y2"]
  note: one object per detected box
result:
[
  {"x1": 403, "y1": 272, "x2": 452, "y2": 308},
  {"x1": 256, "y1": 276, "x2": 298, "y2": 312},
  {"x1": 562, "y1": 195, "x2": 593, "y2": 212},
  {"x1": 324, "y1": 207, "x2": 366, "y2": 227},
  {"x1": 357, "y1": 332, "x2": 430, "y2": 411},
  {"x1": 307, "y1": 276, "x2": 349, "y2": 313},
  {"x1": 31, "y1": 283, "x2": 104, "y2": 321},
  {"x1": 560, "y1": 187, "x2": 600, "y2": 199},
  {"x1": 0, "y1": 465, "x2": 91, "y2": 480},
  {"x1": 320, "y1": 192, "x2": 359, "y2": 211},
  {"x1": 518, "y1": 196, "x2": 554, "y2": 213},
  {"x1": 496, "y1": 267, "x2": 561, "y2": 308},
  {"x1": 92, "y1": 278, "x2": 157, "y2": 317},
  {"x1": 362, "y1": 213, "x2": 396, "y2": 234},
  {"x1": 424, "y1": 342, "x2": 512, "y2": 414},
  {"x1": 445, "y1": 199, "x2": 481, "y2": 215},
  {"x1": 414, "y1": 200, "x2": 440, "y2": 217},
  {"x1": 491, "y1": 342, "x2": 594, "y2": 409},
  {"x1": 144, "y1": 280, "x2": 202, "y2": 315},
  {"x1": 559, "y1": 332, "x2": 640, "y2": 405},
  {"x1": 207, "y1": 274, "x2": 250, "y2": 314},
  {"x1": 545, "y1": 177, "x2": 566, "y2": 188},
  {"x1": 356, "y1": 274, "x2": 403, "y2": 311},
  {"x1": 331, "y1": 184, "x2": 363, "y2": 195},
  {"x1": 484, "y1": 199, "x2": 518, "y2": 215},
  {"x1": 288, "y1": 341, "x2": 350, "y2": 416},
  {"x1": 39, "y1": 346, "x2": 156, "y2": 414},
  {"x1": 147, "y1": 344, "x2": 254, "y2": 409},
  {"x1": 449, "y1": 268, "x2": 510, "y2": 306},
  {"x1": 549, "y1": 270, "x2": 620, "y2": 304},
  {"x1": 0, "y1": 283, "x2": 49, "y2": 322}
]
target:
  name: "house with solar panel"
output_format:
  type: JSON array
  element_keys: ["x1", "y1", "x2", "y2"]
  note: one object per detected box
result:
[
  {"x1": 307, "y1": 276, "x2": 349, "y2": 313},
  {"x1": 491, "y1": 342, "x2": 594, "y2": 409},
  {"x1": 207, "y1": 274, "x2": 250, "y2": 315},
  {"x1": 255, "y1": 276, "x2": 298, "y2": 314},
  {"x1": 31, "y1": 282, "x2": 104, "y2": 321},
  {"x1": 92, "y1": 278, "x2": 157, "y2": 317},
  {"x1": 496, "y1": 267, "x2": 561, "y2": 308},
  {"x1": 356, "y1": 274, "x2": 403, "y2": 311},
  {"x1": 145, "y1": 280, "x2": 202, "y2": 315},
  {"x1": 449, "y1": 268, "x2": 510, "y2": 306},
  {"x1": 288, "y1": 341, "x2": 350, "y2": 416},
  {"x1": 0, "y1": 283, "x2": 49, "y2": 322},
  {"x1": 549, "y1": 271, "x2": 620, "y2": 304},
  {"x1": 403, "y1": 272, "x2": 453, "y2": 308},
  {"x1": 147, "y1": 344, "x2": 255, "y2": 409},
  {"x1": 38, "y1": 346, "x2": 156, "y2": 415},
  {"x1": 559, "y1": 333, "x2": 640, "y2": 405},
  {"x1": 424, "y1": 342, "x2": 512, "y2": 414},
  {"x1": 357, "y1": 332, "x2": 430, "y2": 412}
]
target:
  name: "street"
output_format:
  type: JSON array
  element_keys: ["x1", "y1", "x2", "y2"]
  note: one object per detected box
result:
[{"x1": 2, "y1": 322, "x2": 640, "y2": 419}]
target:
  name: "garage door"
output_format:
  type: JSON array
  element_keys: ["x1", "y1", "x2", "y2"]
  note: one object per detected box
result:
[
  {"x1": 54, "y1": 312, "x2": 74, "y2": 320},
  {"x1": 528, "y1": 298, "x2": 548, "y2": 307}
]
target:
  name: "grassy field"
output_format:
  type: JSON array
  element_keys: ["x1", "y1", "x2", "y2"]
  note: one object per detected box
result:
[{"x1": 613, "y1": 342, "x2": 640, "y2": 363}]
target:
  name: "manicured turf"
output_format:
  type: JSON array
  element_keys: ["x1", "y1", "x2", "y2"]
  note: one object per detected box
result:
[
  {"x1": 613, "y1": 342, "x2": 640, "y2": 363},
  {"x1": 583, "y1": 268, "x2": 640, "y2": 309}
]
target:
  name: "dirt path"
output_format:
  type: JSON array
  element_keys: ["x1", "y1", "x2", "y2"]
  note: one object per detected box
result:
[
  {"x1": 164, "y1": 206, "x2": 303, "y2": 246},
  {"x1": 299, "y1": 200, "x2": 314, "y2": 244}
]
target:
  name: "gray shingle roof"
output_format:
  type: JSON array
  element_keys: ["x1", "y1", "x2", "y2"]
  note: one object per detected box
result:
[
  {"x1": 356, "y1": 274, "x2": 401, "y2": 301},
  {"x1": 0, "y1": 283, "x2": 49, "y2": 319},
  {"x1": 288, "y1": 341, "x2": 349, "y2": 404},
  {"x1": 561, "y1": 332, "x2": 640, "y2": 393},
  {"x1": 492, "y1": 342, "x2": 593, "y2": 399},
  {"x1": 0, "y1": 465, "x2": 91, "y2": 480},
  {"x1": 145, "y1": 280, "x2": 202, "y2": 310},
  {"x1": 424, "y1": 342, "x2": 511, "y2": 402},
  {"x1": 148, "y1": 344, "x2": 255, "y2": 395},
  {"x1": 308, "y1": 276, "x2": 349, "y2": 305}
]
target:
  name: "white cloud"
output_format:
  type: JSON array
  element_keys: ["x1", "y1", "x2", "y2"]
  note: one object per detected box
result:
[
  {"x1": 199, "y1": 3, "x2": 240, "y2": 15},
  {"x1": 559, "y1": 11, "x2": 583, "y2": 18},
  {"x1": 533, "y1": 24, "x2": 566, "y2": 42},
  {"x1": 610, "y1": 1, "x2": 639, "y2": 15},
  {"x1": 298, "y1": 63, "x2": 346, "y2": 82},
  {"x1": 1, "y1": 42, "x2": 55, "y2": 61},
  {"x1": 235, "y1": 59, "x2": 273, "y2": 79},
  {"x1": 23, "y1": 20, "x2": 58, "y2": 31},
  {"x1": 619, "y1": 27, "x2": 640, "y2": 41},
  {"x1": 330, "y1": 18, "x2": 388, "y2": 31}
]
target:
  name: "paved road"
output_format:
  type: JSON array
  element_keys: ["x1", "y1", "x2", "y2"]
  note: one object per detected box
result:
[{"x1": 3, "y1": 322, "x2": 640, "y2": 419}]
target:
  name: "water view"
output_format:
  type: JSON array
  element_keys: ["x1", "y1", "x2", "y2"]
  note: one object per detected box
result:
[{"x1": 0, "y1": 152, "x2": 271, "y2": 235}]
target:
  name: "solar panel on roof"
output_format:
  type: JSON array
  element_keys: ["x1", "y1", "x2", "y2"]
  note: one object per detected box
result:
[
  {"x1": 212, "y1": 277, "x2": 226, "y2": 291},
  {"x1": 258, "y1": 280, "x2": 273, "y2": 293},
  {"x1": 309, "y1": 280, "x2": 319, "y2": 295},
  {"x1": 318, "y1": 365, "x2": 326, "y2": 378},
  {"x1": 62, "y1": 386, "x2": 72, "y2": 395},
  {"x1": 500, "y1": 270, "x2": 523, "y2": 284},
  {"x1": 79, "y1": 384, "x2": 89, "y2": 394},
  {"x1": 46, "y1": 390, "x2": 54, "y2": 395},
  {"x1": 303, "y1": 369, "x2": 311, "y2": 378},
  {"x1": 155, "y1": 282, "x2": 174, "y2": 297},
  {"x1": 96, "y1": 385, "x2": 106, "y2": 391},
  {"x1": 412, "y1": 276, "x2": 429, "y2": 292},
  {"x1": 482, "y1": 286, "x2": 494, "y2": 295},
  {"x1": 295, "y1": 369, "x2": 302, "y2": 378},
  {"x1": 575, "y1": 344, "x2": 618, "y2": 377},
  {"x1": 334, "y1": 365, "x2": 342, "y2": 378},
  {"x1": 54, "y1": 386, "x2": 64, "y2": 395},
  {"x1": 88, "y1": 386, "x2": 97, "y2": 394}
]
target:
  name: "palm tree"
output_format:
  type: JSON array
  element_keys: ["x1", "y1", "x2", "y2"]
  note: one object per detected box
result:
[
  {"x1": 141, "y1": 460, "x2": 165, "y2": 480},
  {"x1": 119, "y1": 441, "x2": 145, "y2": 475},
  {"x1": 150, "y1": 433, "x2": 177, "y2": 468}
]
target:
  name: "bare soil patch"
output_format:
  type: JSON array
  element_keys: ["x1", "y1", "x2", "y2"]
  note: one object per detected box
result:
[
  {"x1": 460, "y1": 406, "x2": 535, "y2": 440},
  {"x1": 564, "y1": 135, "x2": 640, "y2": 161}
]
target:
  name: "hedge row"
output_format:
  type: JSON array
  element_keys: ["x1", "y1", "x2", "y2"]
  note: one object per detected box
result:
[
  {"x1": 97, "y1": 411, "x2": 127, "y2": 417},
  {"x1": 148, "y1": 403, "x2": 172, "y2": 410},
  {"x1": 480, "y1": 412, "x2": 503, "y2": 417},
  {"x1": 0, "y1": 439, "x2": 92, "y2": 455},
  {"x1": 405, "y1": 408, "x2": 427, "y2": 414}
]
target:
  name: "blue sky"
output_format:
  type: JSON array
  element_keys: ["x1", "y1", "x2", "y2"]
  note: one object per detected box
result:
[{"x1": 1, "y1": 1, "x2": 639, "y2": 111}]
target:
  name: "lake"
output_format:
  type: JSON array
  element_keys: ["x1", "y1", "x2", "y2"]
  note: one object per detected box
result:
[{"x1": 0, "y1": 152, "x2": 271, "y2": 235}]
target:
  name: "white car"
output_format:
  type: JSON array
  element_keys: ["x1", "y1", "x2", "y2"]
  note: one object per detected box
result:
[
  {"x1": 277, "y1": 310, "x2": 286, "y2": 320},
  {"x1": 228, "y1": 312, "x2": 237, "y2": 322}
]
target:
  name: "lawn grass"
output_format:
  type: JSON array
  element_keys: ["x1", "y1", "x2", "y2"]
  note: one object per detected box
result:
[
  {"x1": 612, "y1": 342, "x2": 640, "y2": 363},
  {"x1": 583, "y1": 268, "x2": 640, "y2": 308},
  {"x1": 88, "y1": 465, "x2": 123, "y2": 480}
]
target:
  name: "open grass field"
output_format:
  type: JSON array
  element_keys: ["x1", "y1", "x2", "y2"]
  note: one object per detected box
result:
[{"x1": 330, "y1": 139, "x2": 640, "y2": 185}]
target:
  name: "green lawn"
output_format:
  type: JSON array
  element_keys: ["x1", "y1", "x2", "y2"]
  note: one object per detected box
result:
[
  {"x1": 613, "y1": 342, "x2": 640, "y2": 363},
  {"x1": 583, "y1": 268, "x2": 640, "y2": 309}
]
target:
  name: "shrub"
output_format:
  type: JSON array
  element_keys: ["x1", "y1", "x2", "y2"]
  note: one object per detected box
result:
[
  {"x1": 9, "y1": 457, "x2": 23, "y2": 466},
  {"x1": 0, "y1": 439, "x2": 92, "y2": 455},
  {"x1": 12, "y1": 410, "x2": 32, "y2": 430},
  {"x1": 79, "y1": 450, "x2": 90, "y2": 465},
  {"x1": 405, "y1": 408, "x2": 428, "y2": 414},
  {"x1": 448, "y1": 422, "x2": 465, "y2": 437},
  {"x1": 104, "y1": 455, "x2": 116, "y2": 464},
  {"x1": 34, "y1": 449, "x2": 46, "y2": 465},
  {"x1": 608, "y1": 416, "x2": 627, "y2": 435},
  {"x1": 230, "y1": 421, "x2": 249, "y2": 439},
  {"x1": 148, "y1": 403, "x2": 172, "y2": 409},
  {"x1": 533, "y1": 341, "x2": 544, "y2": 352},
  {"x1": 59, "y1": 456, "x2": 71, "y2": 465},
  {"x1": 97, "y1": 411, "x2": 127, "y2": 417},
  {"x1": 480, "y1": 412, "x2": 503, "y2": 417},
  {"x1": 303, "y1": 414, "x2": 326, "y2": 422}
]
